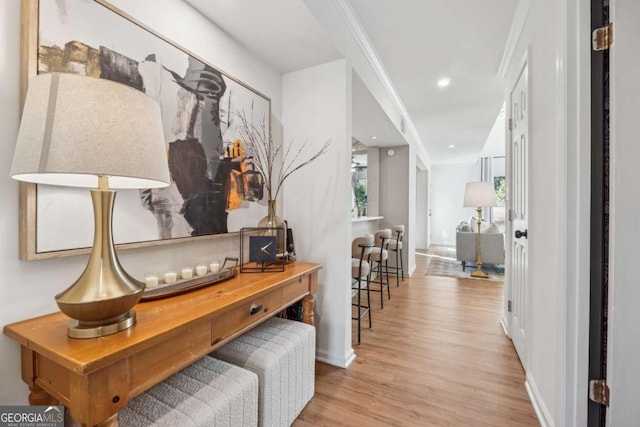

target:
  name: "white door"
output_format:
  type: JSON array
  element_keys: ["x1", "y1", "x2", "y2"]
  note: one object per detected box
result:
[{"x1": 509, "y1": 60, "x2": 529, "y2": 366}]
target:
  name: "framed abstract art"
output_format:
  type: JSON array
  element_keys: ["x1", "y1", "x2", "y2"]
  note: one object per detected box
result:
[{"x1": 18, "y1": 0, "x2": 270, "y2": 260}]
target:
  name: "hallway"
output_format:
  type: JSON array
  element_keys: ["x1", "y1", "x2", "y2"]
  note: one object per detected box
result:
[{"x1": 294, "y1": 252, "x2": 539, "y2": 426}]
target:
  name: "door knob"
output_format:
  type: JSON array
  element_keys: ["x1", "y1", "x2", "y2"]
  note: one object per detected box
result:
[{"x1": 515, "y1": 229, "x2": 528, "y2": 239}]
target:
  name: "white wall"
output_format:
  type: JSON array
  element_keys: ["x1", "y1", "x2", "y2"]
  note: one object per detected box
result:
[
  {"x1": 430, "y1": 162, "x2": 481, "y2": 246},
  {"x1": 561, "y1": 0, "x2": 591, "y2": 423},
  {"x1": 0, "y1": 0, "x2": 282, "y2": 404},
  {"x1": 608, "y1": 0, "x2": 640, "y2": 423},
  {"x1": 481, "y1": 107, "x2": 507, "y2": 158},
  {"x1": 366, "y1": 147, "x2": 380, "y2": 216},
  {"x1": 379, "y1": 145, "x2": 413, "y2": 274},
  {"x1": 282, "y1": 60, "x2": 353, "y2": 367},
  {"x1": 407, "y1": 146, "x2": 417, "y2": 275},
  {"x1": 415, "y1": 168, "x2": 430, "y2": 249}
]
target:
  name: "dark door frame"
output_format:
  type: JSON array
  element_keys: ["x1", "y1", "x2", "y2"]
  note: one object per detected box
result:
[{"x1": 588, "y1": 0, "x2": 609, "y2": 425}]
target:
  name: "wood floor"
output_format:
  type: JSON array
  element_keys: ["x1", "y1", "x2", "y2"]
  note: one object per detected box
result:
[{"x1": 294, "y1": 253, "x2": 539, "y2": 426}]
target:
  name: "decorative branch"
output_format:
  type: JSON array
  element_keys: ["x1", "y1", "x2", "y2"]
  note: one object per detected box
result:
[{"x1": 236, "y1": 111, "x2": 331, "y2": 202}]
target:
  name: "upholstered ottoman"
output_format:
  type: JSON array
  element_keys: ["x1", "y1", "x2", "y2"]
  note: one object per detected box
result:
[
  {"x1": 118, "y1": 356, "x2": 258, "y2": 426},
  {"x1": 212, "y1": 317, "x2": 316, "y2": 427}
]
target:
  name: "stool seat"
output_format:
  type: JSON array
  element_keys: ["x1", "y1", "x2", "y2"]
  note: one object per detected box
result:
[
  {"x1": 352, "y1": 258, "x2": 371, "y2": 278},
  {"x1": 369, "y1": 247, "x2": 388, "y2": 262},
  {"x1": 387, "y1": 240, "x2": 402, "y2": 250}
]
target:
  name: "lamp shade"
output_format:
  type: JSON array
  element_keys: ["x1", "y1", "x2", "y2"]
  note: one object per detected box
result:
[
  {"x1": 463, "y1": 181, "x2": 497, "y2": 207},
  {"x1": 11, "y1": 72, "x2": 170, "y2": 189}
]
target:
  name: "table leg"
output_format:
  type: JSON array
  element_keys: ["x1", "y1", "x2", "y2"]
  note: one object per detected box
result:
[
  {"x1": 96, "y1": 413, "x2": 119, "y2": 427},
  {"x1": 28, "y1": 384, "x2": 58, "y2": 406},
  {"x1": 66, "y1": 410, "x2": 119, "y2": 427},
  {"x1": 302, "y1": 295, "x2": 314, "y2": 326}
]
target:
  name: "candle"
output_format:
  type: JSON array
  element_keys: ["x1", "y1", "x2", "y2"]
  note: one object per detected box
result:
[
  {"x1": 209, "y1": 262, "x2": 220, "y2": 273},
  {"x1": 181, "y1": 267, "x2": 193, "y2": 280},
  {"x1": 163, "y1": 271, "x2": 177, "y2": 284},
  {"x1": 196, "y1": 265, "x2": 208, "y2": 276},
  {"x1": 144, "y1": 275, "x2": 159, "y2": 288}
]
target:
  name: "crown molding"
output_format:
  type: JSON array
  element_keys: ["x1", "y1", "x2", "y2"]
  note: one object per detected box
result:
[
  {"x1": 498, "y1": 0, "x2": 532, "y2": 78},
  {"x1": 331, "y1": 0, "x2": 430, "y2": 166}
]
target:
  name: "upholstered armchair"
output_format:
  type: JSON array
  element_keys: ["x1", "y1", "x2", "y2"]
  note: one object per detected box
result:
[{"x1": 455, "y1": 219, "x2": 505, "y2": 271}]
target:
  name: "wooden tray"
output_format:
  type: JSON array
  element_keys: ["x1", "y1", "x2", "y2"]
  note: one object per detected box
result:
[{"x1": 140, "y1": 258, "x2": 238, "y2": 301}]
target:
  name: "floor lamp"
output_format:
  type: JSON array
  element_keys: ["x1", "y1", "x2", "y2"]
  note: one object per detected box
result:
[
  {"x1": 463, "y1": 182, "x2": 498, "y2": 278},
  {"x1": 10, "y1": 73, "x2": 170, "y2": 338}
]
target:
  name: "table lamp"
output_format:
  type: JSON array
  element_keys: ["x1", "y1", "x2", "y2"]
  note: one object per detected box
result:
[
  {"x1": 463, "y1": 181, "x2": 498, "y2": 278},
  {"x1": 10, "y1": 73, "x2": 170, "y2": 338}
]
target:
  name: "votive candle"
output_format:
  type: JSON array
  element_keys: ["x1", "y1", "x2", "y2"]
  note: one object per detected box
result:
[
  {"x1": 209, "y1": 262, "x2": 220, "y2": 273},
  {"x1": 196, "y1": 265, "x2": 208, "y2": 276},
  {"x1": 181, "y1": 267, "x2": 193, "y2": 280},
  {"x1": 163, "y1": 271, "x2": 177, "y2": 284},
  {"x1": 144, "y1": 275, "x2": 159, "y2": 288}
]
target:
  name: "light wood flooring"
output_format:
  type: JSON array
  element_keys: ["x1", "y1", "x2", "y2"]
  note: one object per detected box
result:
[{"x1": 294, "y1": 252, "x2": 539, "y2": 426}]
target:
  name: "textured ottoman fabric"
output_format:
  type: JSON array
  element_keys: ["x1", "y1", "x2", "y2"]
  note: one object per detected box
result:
[
  {"x1": 118, "y1": 356, "x2": 258, "y2": 426},
  {"x1": 215, "y1": 339, "x2": 283, "y2": 426},
  {"x1": 213, "y1": 317, "x2": 316, "y2": 427},
  {"x1": 258, "y1": 318, "x2": 315, "y2": 405}
]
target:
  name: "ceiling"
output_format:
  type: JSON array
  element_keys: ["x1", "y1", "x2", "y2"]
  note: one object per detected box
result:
[{"x1": 184, "y1": 0, "x2": 518, "y2": 164}]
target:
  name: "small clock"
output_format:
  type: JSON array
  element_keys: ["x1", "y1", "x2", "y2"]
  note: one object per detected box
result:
[{"x1": 249, "y1": 235, "x2": 277, "y2": 264}]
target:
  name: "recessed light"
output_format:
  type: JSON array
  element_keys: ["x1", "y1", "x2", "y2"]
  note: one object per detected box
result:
[
  {"x1": 449, "y1": 144, "x2": 455, "y2": 148},
  {"x1": 437, "y1": 78, "x2": 451, "y2": 88},
  {"x1": 370, "y1": 136, "x2": 377, "y2": 140}
]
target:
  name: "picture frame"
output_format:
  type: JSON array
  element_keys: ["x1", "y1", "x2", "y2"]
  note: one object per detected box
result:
[{"x1": 18, "y1": 0, "x2": 271, "y2": 260}]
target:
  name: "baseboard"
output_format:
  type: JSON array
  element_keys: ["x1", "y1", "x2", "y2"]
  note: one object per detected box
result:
[
  {"x1": 408, "y1": 263, "x2": 416, "y2": 277},
  {"x1": 316, "y1": 347, "x2": 356, "y2": 368},
  {"x1": 500, "y1": 316, "x2": 510, "y2": 337},
  {"x1": 344, "y1": 349, "x2": 356, "y2": 367},
  {"x1": 525, "y1": 373, "x2": 554, "y2": 427}
]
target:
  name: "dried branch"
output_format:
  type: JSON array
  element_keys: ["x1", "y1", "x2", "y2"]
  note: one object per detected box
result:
[
  {"x1": 273, "y1": 139, "x2": 331, "y2": 200},
  {"x1": 236, "y1": 111, "x2": 331, "y2": 201}
]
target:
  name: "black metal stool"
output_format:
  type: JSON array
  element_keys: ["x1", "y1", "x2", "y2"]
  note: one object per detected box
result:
[
  {"x1": 368, "y1": 229, "x2": 392, "y2": 308},
  {"x1": 385, "y1": 225, "x2": 405, "y2": 287},
  {"x1": 352, "y1": 235, "x2": 374, "y2": 345}
]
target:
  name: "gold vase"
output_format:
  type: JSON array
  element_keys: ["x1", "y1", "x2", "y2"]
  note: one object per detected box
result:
[{"x1": 258, "y1": 200, "x2": 286, "y2": 255}]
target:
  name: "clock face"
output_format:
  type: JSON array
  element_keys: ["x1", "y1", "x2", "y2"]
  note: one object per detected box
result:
[{"x1": 249, "y1": 235, "x2": 277, "y2": 264}]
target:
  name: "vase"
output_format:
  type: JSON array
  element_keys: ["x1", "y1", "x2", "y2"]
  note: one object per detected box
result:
[{"x1": 258, "y1": 200, "x2": 286, "y2": 255}]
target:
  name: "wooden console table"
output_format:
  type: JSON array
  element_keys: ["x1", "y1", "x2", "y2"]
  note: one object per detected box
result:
[{"x1": 4, "y1": 262, "x2": 321, "y2": 427}]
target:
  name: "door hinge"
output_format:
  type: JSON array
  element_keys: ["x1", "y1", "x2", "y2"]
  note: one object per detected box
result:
[
  {"x1": 589, "y1": 379, "x2": 610, "y2": 407},
  {"x1": 592, "y1": 23, "x2": 613, "y2": 51},
  {"x1": 507, "y1": 300, "x2": 512, "y2": 312},
  {"x1": 508, "y1": 209, "x2": 515, "y2": 221},
  {"x1": 508, "y1": 118, "x2": 513, "y2": 131}
]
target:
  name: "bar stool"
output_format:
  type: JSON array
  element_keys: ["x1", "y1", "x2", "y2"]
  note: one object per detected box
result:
[
  {"x1": 368, "y1": 229, "x2": 392, "y2": 308},
  {"x1": 352, "y1": 235, "x2": 374, "y2": 345},
  {"x1": 386, "y1": 225, "x2": 405, "y2": 287}
]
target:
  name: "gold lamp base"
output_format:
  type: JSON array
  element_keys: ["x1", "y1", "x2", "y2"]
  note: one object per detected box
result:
[
  {"x1": 471, "y1": 206, "x2": 489, "y2": 279},
  {"x1": 55, "y1": 181, "x2": 144, "y2": 339},
  {"x1": 471, "y1": 268, "x2": 489, "y2": 279},
  {"x1": 67, "y1": 310, "x2": 137, "y2": 339}
]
